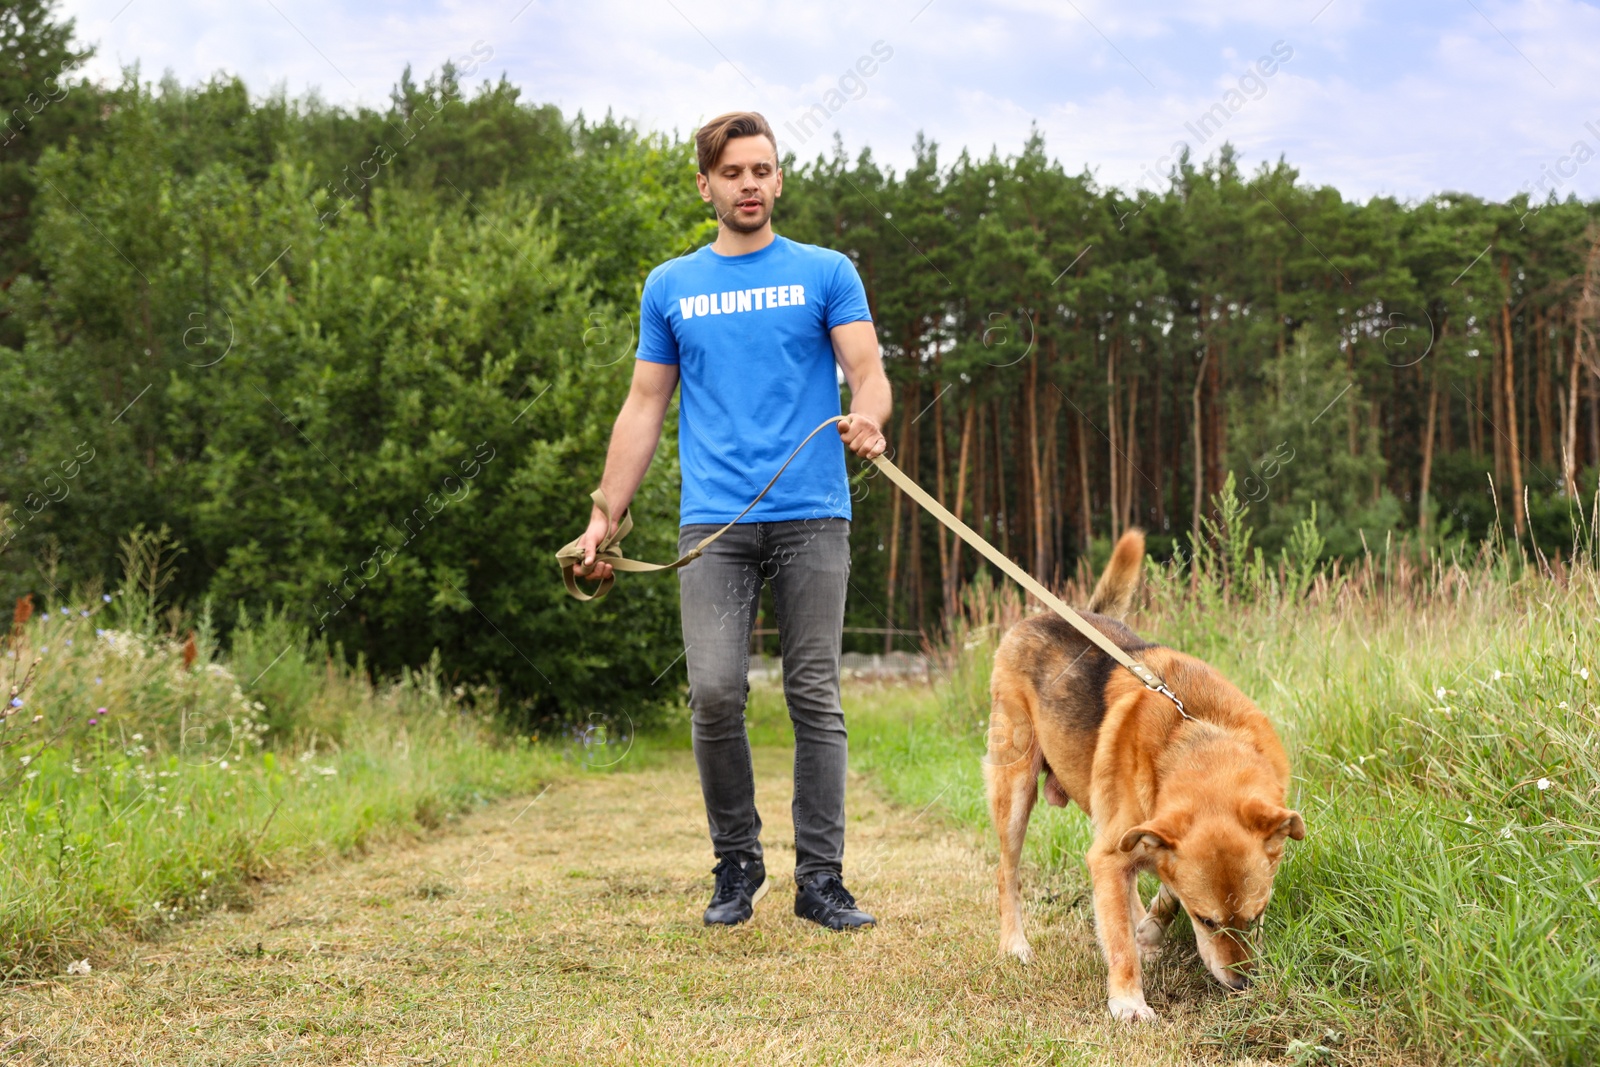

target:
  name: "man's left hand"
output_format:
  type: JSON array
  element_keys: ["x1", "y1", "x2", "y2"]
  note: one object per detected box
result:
[{"x1": 839, "y1": 414, "x2": 887, "y2": 459}]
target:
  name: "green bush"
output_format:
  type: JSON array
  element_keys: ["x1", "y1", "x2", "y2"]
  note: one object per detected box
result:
[
  {"x1": 0, "y1": 582, "x2": 562, "y2": 979},
  {"x1": 0, "y1": 73, "x2": 706, "y2": 726}
]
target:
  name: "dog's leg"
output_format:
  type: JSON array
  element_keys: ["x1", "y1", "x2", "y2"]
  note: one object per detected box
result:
[
  {"x1": 1088, "y1": 844, "x2": 1155, "y2": 1022},
  {"x1": 1135, "y1": 883, "x2": 1180, "y2": 960},
  {"x1": 986, "y1": 694, "x2": 1038, "y2": 964}
]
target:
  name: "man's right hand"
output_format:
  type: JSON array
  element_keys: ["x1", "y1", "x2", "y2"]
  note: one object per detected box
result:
[{"x1": 574, "y1": 505, "x2": 618, "y2": 581}]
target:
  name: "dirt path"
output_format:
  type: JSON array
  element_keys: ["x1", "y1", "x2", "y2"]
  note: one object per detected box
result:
[{"x1": 4, "y1": 749, "x2": 1284, "y2": 1066}]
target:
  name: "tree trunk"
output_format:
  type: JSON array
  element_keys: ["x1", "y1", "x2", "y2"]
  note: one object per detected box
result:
[
  {"x1": 1441, "y1": 367, "x2": 1455, "y2": 455},
  {"x1": 1208, "y1": 332, "x2": 1225, "y2": 500},
  {"x1": 1500, "y1": 258, "x2": 1525, "y2": 534},
  {"x1": 1490, "y1": 339, "x2": 1506, "y2": 483},
  {"x1": 1191, "y1": 349, "x2": 1209, "y2": 546},
  {"x1": 1123, "y1": 372, "x2": 1141, "y2": 532},
  {"x1": 994, "y1": 398, "x2": 1010, "y2": 558},
  {"x1": 883, "y1": 377, "x2": 915, "y2": 652},
  {"x1": 974, "y1": 400, "x2": 988, "y2": 543},
  {"x1": 946, "y1": 396, "x2": 975, "y2": 618},
  {"x1": 1152, "y1": 357, "x2": 1165, "y2": 532},
  {"x1": 1106, "y1": 336, "x2": 1120, "y2": 541},
  {"x1": 1565, "y1": 330, "x2": 1582, "y2": 497},
  {"x1": 1040, "y1": 386, "x2": 1062, "y2": 581},
  {"x1": 1027, "y1": 357, "x2": 1047, "y2": 580},
  {"x1": 1591, "y1": 373, "x2": 1600, "y2": 468},
  {"x1": 909, "y1": 399, "x2": 924, "y2": 632},
  {"x1": 1076, "y1": 407, "x2": 1092, "y2": 552},
  {"x1": 933, "y1": 369, "x2": 950, "y2": 611},
  {"x1": 1535, "y1": 306, "x2": 1554, "y2": 466},
  {"x1": 1419, "y1": 372, "x2": 1439, "y2": 534}
]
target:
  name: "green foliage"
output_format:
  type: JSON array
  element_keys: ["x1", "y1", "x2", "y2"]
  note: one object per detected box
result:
[
  {"x1": 0, "y1": 583, "x2": 566, "y2": 979},
  {"x1": 0, "y1": 69, "x2": 705, "y2": 725},
  {"x1": 0, "y1": 0, "x2": 103, "y2": 347},
  {"x1": 855, "y1": 550, "x2": 1600, "y2": 1064},
  {"x1": 778, "y1": 142, "x2": 1600, "y2": 641}
]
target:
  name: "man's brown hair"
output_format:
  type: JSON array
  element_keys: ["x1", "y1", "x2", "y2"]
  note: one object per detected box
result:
[{"x1": 694, "y1": 111, "x2": 778, "y2": 175}]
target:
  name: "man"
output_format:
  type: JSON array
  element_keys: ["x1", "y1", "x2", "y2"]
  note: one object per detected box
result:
[{"x1": 572, "y1": 111, "x2": 891, "y2": 930}]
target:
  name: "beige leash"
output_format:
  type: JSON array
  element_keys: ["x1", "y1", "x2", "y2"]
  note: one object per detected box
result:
[{"x1": 555, "y1": 415, "x2": 1188, "y2": 716}]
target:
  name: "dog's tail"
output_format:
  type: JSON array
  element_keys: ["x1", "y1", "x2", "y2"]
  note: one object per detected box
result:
[{"x1": 1086, "y1": 528, "x2": 1145, "y2": 619}]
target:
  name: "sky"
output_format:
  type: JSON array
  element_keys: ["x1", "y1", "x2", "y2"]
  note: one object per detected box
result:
[{"x1": 54, "y1": 0, "x2": 1600, "y2": 204}]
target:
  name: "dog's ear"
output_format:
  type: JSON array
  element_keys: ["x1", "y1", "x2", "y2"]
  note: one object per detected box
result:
[
  {"x1": 1279, "y1": 810, "x2": 1307, "y2": 841},
  {"x1": 1244, "y1": 799, "x2": 1306, "y2": 842},
  {"x1": 1118, "y1": 823, "x2": 1175, "y2": 854}
]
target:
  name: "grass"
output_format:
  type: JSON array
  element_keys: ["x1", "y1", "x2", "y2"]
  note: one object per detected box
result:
[
  {"x1": 824, "y1": 510, "x2": 1600, "y2": 1065},
  {"x1": 5, "y1": 734, "x2": 1342, "y2": 1066},
  {"x1": 0, "y1": 575, "x2": 582, "y2": 981},
  {"x1": 6, "y1": 503, "x2": 1599, "y2": 1064}
]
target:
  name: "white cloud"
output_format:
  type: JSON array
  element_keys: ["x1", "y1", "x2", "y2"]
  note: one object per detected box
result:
[{"x1": 52, "y1": 0, "x2": 1600, "y2": 202}]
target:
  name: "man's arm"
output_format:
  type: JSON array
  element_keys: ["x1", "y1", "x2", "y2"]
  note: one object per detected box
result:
[
  {"x1": 575, "y1": 359, "x2": 680, "y2": 579},
  {"x1": 830, "y1": 319, "x2": 891, "y2": 458}
]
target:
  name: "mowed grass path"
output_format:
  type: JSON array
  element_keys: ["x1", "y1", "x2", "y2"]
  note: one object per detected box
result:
[{"x1": 0, "y1": 745, "x2": 1410, "y2": 1066}]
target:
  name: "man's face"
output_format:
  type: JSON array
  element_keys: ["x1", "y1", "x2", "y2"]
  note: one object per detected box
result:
[{"x1": 697, "y1": 134, "x2": 782, "y2": 234}]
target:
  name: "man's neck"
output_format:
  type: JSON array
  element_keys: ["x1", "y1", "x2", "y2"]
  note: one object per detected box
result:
[{"x1": 710, "y1": 224, "x2": 777, "y2": 257}]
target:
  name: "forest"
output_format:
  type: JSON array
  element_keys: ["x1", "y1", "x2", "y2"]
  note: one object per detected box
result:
[{"x1": 4, "y1": 0, "x2": 1599, "y2": 722}]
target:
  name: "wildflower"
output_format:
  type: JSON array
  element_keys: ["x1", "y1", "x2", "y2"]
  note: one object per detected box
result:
[
  {"x1": 1499, "y1": 826, "x2": 1513, "y2": 839},
  {"x1": 219, "y1": 760, "x2": 229, "y2": 770},
  {"x1": 1582, "y1": 667, "x2": 1591, "y2": 681},
  {"x1": 131, "y1": 733, "x2": 143, "y2": 741},
  {"x1": 24, "y1": 771, "x2": 37, "y2": 780},
  {"x1": 39, "y1": 647, "x2": 47, "y2": 654},
  {"x1": 19, "y1": 755, "x2": 31, "y2": 765},
  {"x1": 10, "y1": 698, "x2": 22, "y2": 708},
  {"x1": 88, "y1": 718, "x2": 98, "y2": 726},
  {"x1": 79, "y1": 609, "x2": 88, "y2": 617},
  {"x1": 1559, "y1": 701, "x2": 1570, "y2": 709},
  {"x1": 102, "y1": 594, "x2": 112, "y2": 602},
  {"x1": 1465, "y1": 813, "x2": 1475, "y2": 824},
  {"x1": 41, "y1": 613, "x2": 49, "y2": 622},
  {"x1": 66, "y1": 959, "x2": 91, "y2": 976},
  {"x1": 94, "y1": 676, "x2": 102, "y2": 685},
  {"x1": 1492, "y1": 670, "x2": 1503, "y2": 681},
  {"x1": 97, "y1": 706, "x2": 107, "y2": 715},
  {"x1": 1434, "y1": 686, "x2": 1446, "y2": 699},
  {"x1": 1537, "y1": 778, "x2": 1551, "y2": 790}
]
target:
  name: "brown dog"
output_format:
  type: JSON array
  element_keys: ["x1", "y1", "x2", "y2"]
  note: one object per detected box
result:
[{"x1": 985, "y1": 529, "x2": 1304, "y2": 1022}]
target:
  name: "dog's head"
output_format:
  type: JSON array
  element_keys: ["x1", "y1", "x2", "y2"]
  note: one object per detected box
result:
[{"x1": 1119, "y1": 798, "x2": 1305, "y2": 989}]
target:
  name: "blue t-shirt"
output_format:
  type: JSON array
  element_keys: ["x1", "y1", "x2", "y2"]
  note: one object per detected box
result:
[{"x1": 636, "y1": 234, "x2": 873, "y2": 525}]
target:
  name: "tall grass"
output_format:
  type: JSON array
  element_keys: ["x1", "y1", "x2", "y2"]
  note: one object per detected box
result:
[
  {"x1": 853, "y1": 484, "x2": 1600, "y2": 1065},
  {"x1": 0, "y1": 530, "x2": 564, "y2": 979}
]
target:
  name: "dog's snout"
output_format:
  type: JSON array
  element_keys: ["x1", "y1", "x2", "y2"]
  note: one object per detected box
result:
[{"x1": 1223, "y1": 969, "x2": 1251, "y2": 991}]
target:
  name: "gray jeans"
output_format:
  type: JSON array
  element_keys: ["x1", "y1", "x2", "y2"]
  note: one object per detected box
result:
[{"x1": 677, "y1": 518, "x2": 850, "y2": 883}]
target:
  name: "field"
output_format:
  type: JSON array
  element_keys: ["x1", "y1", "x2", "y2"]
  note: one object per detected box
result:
[
  {"x1": 853, "y1": 540, "x2": 1600, "y2": 1065},
  {"x1": 2, "y1": 531, "x2": 1598, "y2": 1064}
]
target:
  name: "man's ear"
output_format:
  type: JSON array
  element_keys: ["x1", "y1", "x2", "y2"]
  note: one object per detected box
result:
[
  {"x1": 1244, "y1": 799, "x2": 1306, "y2": 842},
  {"x1": 1118, "y1": 823, "x2": 1175, "y2": 854}
]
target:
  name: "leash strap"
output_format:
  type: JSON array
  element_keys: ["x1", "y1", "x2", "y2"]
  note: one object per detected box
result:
[
  {"x1": 555, "y1": 415, "x2": 1187, "y2": 713},
  {"x1": 554, "y1": 417, "x2": 846, "y2": 602},
  {"x1": 862, "y1": 444, "x2": 1187, "y2": 717}
]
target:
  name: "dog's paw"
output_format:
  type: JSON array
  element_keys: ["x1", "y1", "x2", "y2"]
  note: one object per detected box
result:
[
  {"x1": 1135, "y1": 916, "x2": 1166, "y2": 959},
  {"x1": 1107, "y1": 995, "x2": 1157, "y2": 1023},
  {"x1": 1001, "y1": 937, "x2": 1034, "y2": 964}
]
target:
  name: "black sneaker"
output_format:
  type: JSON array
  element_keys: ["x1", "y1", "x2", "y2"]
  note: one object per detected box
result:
[
  {"x1": 794, "y1": 873, "x2": 875, "y2": 930},
  {"x1": 703, "y1": 853, "x2": 768, "y2": 926}
]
